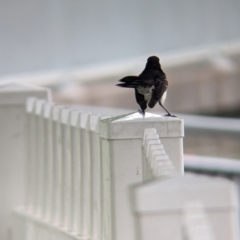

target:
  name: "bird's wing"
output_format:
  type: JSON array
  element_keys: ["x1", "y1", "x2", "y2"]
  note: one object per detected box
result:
[
  {"x1": 116, "y1": 76, "x2": 145, "y2": 88},
  {"x1": 148, "y1": 78, "x2": 168, "y2": 108}
]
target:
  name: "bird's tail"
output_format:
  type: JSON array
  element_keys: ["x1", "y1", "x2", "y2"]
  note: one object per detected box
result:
[{"x1": 116, "y1": 76, "x2": 143, "y2": 88}]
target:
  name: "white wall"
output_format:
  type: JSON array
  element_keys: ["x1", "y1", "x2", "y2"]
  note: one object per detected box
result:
[{"x1": 1, "y1": 0, "x2": 240, "y2": 76}]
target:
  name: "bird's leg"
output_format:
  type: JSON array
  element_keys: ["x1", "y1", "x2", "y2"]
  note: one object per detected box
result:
[
  {"x1": 138, "y1": 109, "x2": 145, "y2": 116},
  {"x1": 138, "y1": 101, "x2": 147, "y2": 117},
  {"x1": 159, "y1": 102, "x2": 176, "y2": 117}
]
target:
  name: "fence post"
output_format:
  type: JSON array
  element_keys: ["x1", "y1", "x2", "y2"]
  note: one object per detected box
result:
[
  {"x1": 0, "y1": 82, "x2": 50, "y2": 240},
  {"x1": 99, "y1": 112, "x2": 184, "y2": 240},
  {"x1": 130, "y1": 174, "x2": 239, "y2": 240}
]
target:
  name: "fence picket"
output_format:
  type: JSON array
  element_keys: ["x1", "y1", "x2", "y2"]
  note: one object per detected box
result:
[
  {"x1": 89, "y1": 114, "x2": 102, "y2": 240},
  {"x1": 70, "y1": 111, "x2": 82, "y2": 235},
  {"x1": 79, "y1": 112, "x2": 91, "y2": 237},
  {"x1": 25, "y1": 98, "x2": 37, "y2": 212},
  {"x1": 34, "y1": 100, "x2": 46, "y2": 216},
  {"x1": 61, "y1": 108, "x2": 73, "y2": 230},
  {"x1": 43, "y1": 103, "x2": 54, "y2": 221},
  {"x1": 52, "y1": 105, "x2": 64, "y2": 226}
]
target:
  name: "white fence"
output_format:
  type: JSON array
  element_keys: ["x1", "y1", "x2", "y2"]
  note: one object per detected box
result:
[
  {"x1": 0, "y1": 82, "x2": 239, "y2": 240},
  {"x1": 11, "y1": 92, "x2": 184, "y2": 240},
  {"x1": 0, "y1": 82, "x2": 51, "y2": 240}
]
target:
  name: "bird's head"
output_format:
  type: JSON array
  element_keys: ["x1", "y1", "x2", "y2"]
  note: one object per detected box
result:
[
  {"x1": 147, "y1": 56, "x2": 160, "y2": 63},
  {"x1": 146, "y1": 56, "x2": 161, "y2": 69}
]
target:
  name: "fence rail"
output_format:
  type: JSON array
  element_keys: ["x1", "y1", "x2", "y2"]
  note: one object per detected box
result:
[{"x1": 0, "y1": 82, "x2": 239, "y2": 240}]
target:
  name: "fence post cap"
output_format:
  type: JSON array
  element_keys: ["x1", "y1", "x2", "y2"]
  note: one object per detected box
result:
[
  {"x1": 99, "y1": 112, "x2": 184, "y2": 139},
  {"x1": 0, "y1": 81, "x2": 51, "y2": 105}
]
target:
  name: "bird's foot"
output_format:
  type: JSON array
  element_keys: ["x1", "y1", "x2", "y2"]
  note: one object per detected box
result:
[
  {"x1": 138, "y1": 109, "x2": 145, "y2": 117},
  {"x1": 164, "y1": 113, "x2": 177, "y2": 117}
]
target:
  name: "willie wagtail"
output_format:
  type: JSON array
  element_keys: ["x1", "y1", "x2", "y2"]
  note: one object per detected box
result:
[{"x1": 116, "y1": 56, "x2": 175, "y2": 117}]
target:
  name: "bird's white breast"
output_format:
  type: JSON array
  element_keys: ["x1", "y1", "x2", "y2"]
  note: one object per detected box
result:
[{"x1": 137, "y1": 86, "x2": 154, "y2": 103}]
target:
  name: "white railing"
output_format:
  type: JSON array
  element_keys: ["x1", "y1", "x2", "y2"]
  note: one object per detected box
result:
[
  {"x1": 0, "y1": 82, "x2": 239, "y2": 240},
  {"x1": 23, "y1": 99, "x2": 103, "y2": 239},
  {"x1": 11, "y1": 91, "x2": 184, "y2": 240}
]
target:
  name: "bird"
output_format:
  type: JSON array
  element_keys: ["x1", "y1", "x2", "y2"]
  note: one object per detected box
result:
[{"x1": 116, "y1": 56, "x2": 175, "y2": 117}]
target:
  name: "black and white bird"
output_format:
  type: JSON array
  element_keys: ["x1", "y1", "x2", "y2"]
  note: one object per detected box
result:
[{"x1": 116, "y1": 56, "x2": 175, "y2": 117}]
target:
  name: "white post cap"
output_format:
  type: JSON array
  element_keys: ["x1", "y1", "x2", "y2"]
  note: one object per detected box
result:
[
  {"x1": 0, "y1": 81, "x2": 51, "y2": 105},
  {"x1": 99, "y1": 112, "x2": 184, "y2": 139}
]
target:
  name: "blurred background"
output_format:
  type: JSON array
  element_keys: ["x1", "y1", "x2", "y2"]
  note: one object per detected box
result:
[{"x1": 1, "y1": 0, "x2": 240, "y2": 158}]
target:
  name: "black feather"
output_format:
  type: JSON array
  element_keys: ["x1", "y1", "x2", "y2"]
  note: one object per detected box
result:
[{"x1": 116, "y1": 56, "x2": 175, "y2": 116}]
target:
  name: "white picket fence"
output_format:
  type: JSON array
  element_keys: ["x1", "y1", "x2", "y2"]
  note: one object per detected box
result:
[
  {"x1": 0, "y1": 82, "x2": 239, "y2": 240},
  {"x1": 11, "y1": 92, "x2": 185, "y2": 240}
]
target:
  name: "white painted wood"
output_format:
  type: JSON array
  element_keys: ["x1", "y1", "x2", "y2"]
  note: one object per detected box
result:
[
  {"x1": 10, "y1": 96, "x2": 240, "y2": 240},
  {"x1": 61, "y1": 108, "x2": 73, "y2": 230},
  {"x1": 79, "y1": 112, "x2": 91, "y2": 237},
  {"x1": 182, "y1": 201, "x2": 216, "y2": 240},
  {"x1": 142, "y1": 129, "x2": 158, "y2": 180},
  {"x1": 52, "y1": 105, "x2": 64, "y2": 226},
  {"x1": 12, "y1": 96, "x2": 187, "y2": 240},
  {"x1": 43, "y1": 102, "x2": 54, "y2": 221},
  {"x1": 35, "y1": 99, "x2": 46, "y2": 217},
  {"x1": 89, "y1": 114, "x2": 102, "y2": 240},
  {"x1": 70, "y1": 111, "x2": 82, "y2": 235},
  {"x1": 0, "y1": 82, "x2": 50, "y2": 240},
  {"x1": 130, "y1": 174, "x2": 239, "y2": 240},
  {"x1": 99, "y1": 112, "x2": 184, "y2": 240},
  {"x1": 143, "y1": 133, "x2": 162, "y2": 180},
  {"x1": 100, "y1": 112, "x2": 184, "y2": 173},
  {"x1": 143, "y1": 129, "x2": 175, "y2": 179},
  {"x1": 12, "y1": 208, "x2": 89, "y2": 240},
  {"x1": 25, "y1": 98, "x2": 37, "y2": 212}
]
